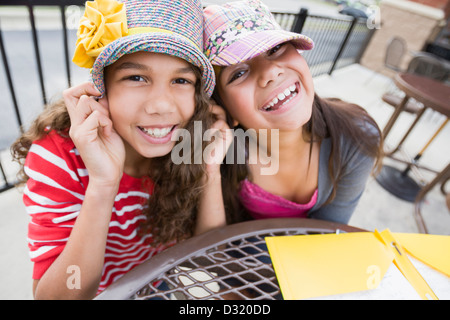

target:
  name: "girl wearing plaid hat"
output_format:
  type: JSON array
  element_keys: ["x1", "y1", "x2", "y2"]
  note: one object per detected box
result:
[
  {"x1": 11, "y1": 0, "x2": 230, "y2": 299},
  {"x1": 203, "y1": 1, "x2": 383, "y2": 225}
]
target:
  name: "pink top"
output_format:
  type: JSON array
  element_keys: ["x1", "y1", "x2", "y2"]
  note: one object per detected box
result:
[{"x1": 239, "y1": 179, "x2": 318, "y2": 220}]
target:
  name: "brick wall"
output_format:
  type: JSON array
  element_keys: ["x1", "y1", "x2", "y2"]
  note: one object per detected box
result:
[{"x1": 360, "y1": 0, "x2": 445, "y2": 77}]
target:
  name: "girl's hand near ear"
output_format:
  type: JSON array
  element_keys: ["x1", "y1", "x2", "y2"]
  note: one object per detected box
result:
[
  {"x1": 35, "y1": 82, "x2": 126, "y2": 299},
  {"x1": 204, "y1": 103, "x2": 233, "y2": 175},
  {"x1": 195, "y1": 102, "x2": 232, "y2": 235},
  {"x1": 63, "y1": 82, "x2": 125, "y2": 188}
]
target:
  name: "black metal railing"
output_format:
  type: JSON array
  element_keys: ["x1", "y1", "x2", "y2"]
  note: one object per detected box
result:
[
  {"x1": 275, "y1": 8, "x2": 375, "y2": 77},
  {"x1": 0, "y1": 1, "x2": 375, "y2": 192}
]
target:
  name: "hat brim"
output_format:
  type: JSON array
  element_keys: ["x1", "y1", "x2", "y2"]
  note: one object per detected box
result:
[
  {"x1": 92, "y1": 33, "x2": 215, "y2": 97},
  {"x1": 210, "y1": 29, "x2": 314, "y2": 66}
]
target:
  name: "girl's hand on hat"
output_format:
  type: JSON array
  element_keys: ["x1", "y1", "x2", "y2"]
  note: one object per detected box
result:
[
  {"x1": 63, "y1": 82, "x2": 125, "y2": 189},
  {"x1": 204, "y1": 104, "x2": 233, "y2": 176}
]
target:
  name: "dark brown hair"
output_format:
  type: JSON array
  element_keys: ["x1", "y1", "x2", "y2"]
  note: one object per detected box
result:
[
  {"x1": 11, "y1": 66, "x2": 214, "y2": 246},
  {"x1": 216, "y1": 92, "x2": 384, "y2": 224}
]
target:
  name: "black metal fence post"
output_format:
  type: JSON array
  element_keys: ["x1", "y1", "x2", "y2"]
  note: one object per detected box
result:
[
  {"x1": 291, "y1": 8, "x2": 308, "y2": 34},
  {"x1": 27, "y1": 4, "x2": 47, "y2": 105},
  {"x1": 60, "y1": 5, "x2": 72, "y2": 88},
  {"x1": 328, "y1": 17, "x2": 358, "y2": 75},
  {"x1": 0, "y1": 21, "x2": 23, "y2": 131},
  {"x1": 0, "y1": 161, "x2": 14, "y2": 192}
]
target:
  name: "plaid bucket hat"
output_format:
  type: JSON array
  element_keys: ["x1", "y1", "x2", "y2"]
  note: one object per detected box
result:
[
  {"x1": 203, "y1": 0, "x2": 314, "y2": 66},
  {"x1": 73, "y1": 0, "x2": 215, "y2": 97}
]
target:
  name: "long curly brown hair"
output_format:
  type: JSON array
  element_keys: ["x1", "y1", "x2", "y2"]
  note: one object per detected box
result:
[{"x1": 11, "y1": 66, "x2": 214, "y2": 246}]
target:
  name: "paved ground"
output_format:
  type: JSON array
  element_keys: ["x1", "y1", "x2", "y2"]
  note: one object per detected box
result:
[{"x1": 1, "y1": 63, "x2": 448, "y2": 300}]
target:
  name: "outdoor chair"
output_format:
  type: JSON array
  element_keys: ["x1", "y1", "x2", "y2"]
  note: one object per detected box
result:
[
  {"x1": 365, "y1": 36, "x2": 407, "y2": 84},
  {"x1": 381, "y1": 92, "x2": 422, "y2": 114},
  {"x1": 384, "y1": 37, "x2": 408, "y2": 73},
  {"x1": 407, "y1": 54, "x2": 449, "y2": 82},
  {"x1": 381, "y1": 54, "x2": 449, "y2": 115}
]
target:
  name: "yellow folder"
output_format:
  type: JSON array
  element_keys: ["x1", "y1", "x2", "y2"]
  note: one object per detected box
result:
[
  {"x1": 374, "y1": 229, "x2": 438, "y2": 300},
  {"x1": 393, "y1": 232, "x2": 450, "y2": 277},
  {"x1": 265, "y1": 229, "x2": 449, "y2": 300}
]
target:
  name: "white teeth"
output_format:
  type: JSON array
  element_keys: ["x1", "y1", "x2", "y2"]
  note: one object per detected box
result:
[
  {"x1": 140, "y1": 126, "x2": 173, "y2": 138},
  {"x1": 263, "y1": 84, "x2": 298, "y2": 111},
  {"x1": 282, "y1": 92, "x2": 297, "y2": 105}
]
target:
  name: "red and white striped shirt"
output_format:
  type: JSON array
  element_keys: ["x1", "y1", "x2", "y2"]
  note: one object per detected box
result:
[{"x1": 24, "y1": 130, "x2": 167, "y2": 293}]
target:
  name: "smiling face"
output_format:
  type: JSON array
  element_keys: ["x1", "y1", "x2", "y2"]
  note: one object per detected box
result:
[
  {"x1": 217, "y1": 42, "x2": 315, "y2": 133},
  {"x1": 104, "y1": 51, "x2": 197, "y2": 161}
]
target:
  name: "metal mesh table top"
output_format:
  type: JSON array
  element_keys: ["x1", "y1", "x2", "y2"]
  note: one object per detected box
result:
[{"x1": 96, "y1": 218, "x2": 363, "y2": 300}]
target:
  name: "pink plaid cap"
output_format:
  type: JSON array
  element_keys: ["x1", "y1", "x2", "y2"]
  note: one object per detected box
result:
[{"x1": 203, "y1": 0, "x2": 314, "y2": 66}]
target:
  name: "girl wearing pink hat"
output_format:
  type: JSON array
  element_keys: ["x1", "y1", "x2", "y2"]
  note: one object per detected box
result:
[
  {"x1": 203, "y1": 0, "x2": 383, "y2": 225},
  {"x1": 11, "y1": 0, "x2": 230, "y2": 299}
]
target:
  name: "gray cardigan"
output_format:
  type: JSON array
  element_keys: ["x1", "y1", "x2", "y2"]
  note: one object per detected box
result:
[{"x1": 307, "y1": 137, "x2": 375, "y2": 224}]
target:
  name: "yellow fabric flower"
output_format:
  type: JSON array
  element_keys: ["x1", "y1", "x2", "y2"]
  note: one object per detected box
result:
[{"x1": 72, "y1": 0, "x2": 128, "y2": 68}]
